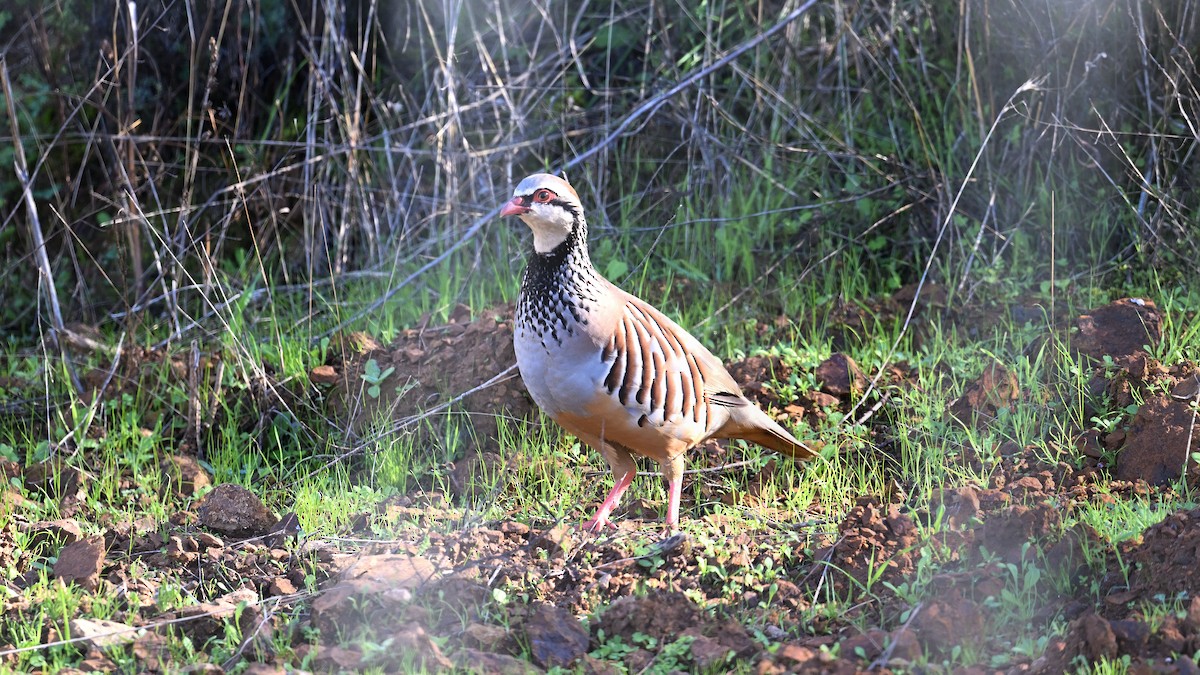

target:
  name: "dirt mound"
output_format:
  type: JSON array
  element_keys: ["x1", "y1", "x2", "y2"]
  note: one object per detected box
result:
[
  {"x1": 1072, "y1": 297, "x2": 1162, "y2": 361},
  {"x1": 322, "y1": 304, "x2": 533, "y2": 454},
  {"x1": 1037, "y1": 507, "x2": 1200, "y2": 673},
  {"x1": 814, "y1": 497, "x2": 918, "y2": 592},
  {"x1": 1114, "y1": 394, "x2": 1199, "y2": 485},
  {"x1": 1126, "y1": 508, "x2": 1200, "y2": 602}
]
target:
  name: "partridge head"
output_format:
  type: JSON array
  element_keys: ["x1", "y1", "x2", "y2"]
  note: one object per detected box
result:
[{"x1": 501, "y1": 173, "x2": 816, "y2": 532}]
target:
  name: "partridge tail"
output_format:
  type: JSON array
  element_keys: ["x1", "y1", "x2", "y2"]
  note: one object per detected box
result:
[{"x1": 721, "y1": 401, "x2": 818, "y2": 459}]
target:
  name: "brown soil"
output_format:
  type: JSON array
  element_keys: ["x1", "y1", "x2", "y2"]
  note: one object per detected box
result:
[{"x1": 6, "y1": 295, "x2": 1200, "y2": 672}]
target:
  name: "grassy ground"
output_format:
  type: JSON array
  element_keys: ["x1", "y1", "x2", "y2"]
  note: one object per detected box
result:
[{"x1": 2, "y1": 0, "x2": 1199, "y2": 672}]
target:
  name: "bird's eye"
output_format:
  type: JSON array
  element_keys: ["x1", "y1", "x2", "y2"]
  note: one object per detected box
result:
[{"x1": 533, "y1": 189, "x2": 553, "y2": 203}]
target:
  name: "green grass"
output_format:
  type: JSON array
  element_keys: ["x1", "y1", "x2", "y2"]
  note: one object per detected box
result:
[{"x1": 3, "y1": 0, "x2": 1200, "y2": 670}]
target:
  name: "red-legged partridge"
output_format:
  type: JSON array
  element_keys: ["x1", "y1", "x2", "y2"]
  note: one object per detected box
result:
[{"x1": 501, "y1": 173, "x2": 816, "y2": 531}]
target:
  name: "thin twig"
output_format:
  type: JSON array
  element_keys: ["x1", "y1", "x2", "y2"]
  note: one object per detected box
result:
[{"x1": 0, "y1": 58, "x2": 83, "y2": 397}]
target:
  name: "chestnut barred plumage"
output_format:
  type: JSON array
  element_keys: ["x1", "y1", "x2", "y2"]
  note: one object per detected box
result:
[{"x1": 501, "y1": 173, "x2": 815, "y2": 531}]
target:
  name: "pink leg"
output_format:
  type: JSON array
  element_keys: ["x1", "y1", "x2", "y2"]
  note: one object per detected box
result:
[
  {"x1": 582, "y1": 470, "x2": 635, "y2": 532},
  {"x1": 665, "y1": 476, "x2": 682, "y2": 532}
]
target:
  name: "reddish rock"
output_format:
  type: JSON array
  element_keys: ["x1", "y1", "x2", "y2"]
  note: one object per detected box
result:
[
  {"x1": 775, "y1": 643, "x2": 818, "y2": 667},
  {"x1": 267, "y1": 577, "x2": 296, "y2": 596},
  {"x1": 53, "y1": 535, "x2": 106, "y2": 591},
  {"x1": 309, "y1": 365, "x2": 338, "y2": 385},
  {"x1": 1007, "y1": 475, "x2": 1044, "y2": 499}
]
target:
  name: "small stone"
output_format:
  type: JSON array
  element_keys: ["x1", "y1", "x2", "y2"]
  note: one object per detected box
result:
[
  {"x1": 309, "y1": 365, "x2": 338, "y2": 385},
  {"x1": 464, "y1": 622, "x2": 508, "y2": 650},
  {"x1": 20, "y1": 518, "x2": 83, "y2": 552},
  {"x1": 499, "y1": 521, "x2": 531, "y2": 536},
  {"x1": 775, "y1": 643, "x2": 816, "y2": 665},
  {"x1": 69, "y1": 618, "x2": 139, "y2": 650},
  {"x1": 1007, "y1": 476, "x2": 1043, "y2": 497},
  {"x1": 533, "y1": 523, "x2": 573, "y2": 556},
  {"x1": 267, "y1": 577, "x2": 296, "y2": 596},
  {"x1": 196, "y1": 532, "x2": 224, "y2": 550}
]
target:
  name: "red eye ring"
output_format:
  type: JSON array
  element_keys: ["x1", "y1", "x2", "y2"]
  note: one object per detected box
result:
[{"x1": 533, "y1": 189, "x2": 554, "y2": 203}]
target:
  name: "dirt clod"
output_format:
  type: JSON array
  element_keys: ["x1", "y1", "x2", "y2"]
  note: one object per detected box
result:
[
  {"x1": 912, "y1": 593, "x2": 984, "y2": 656},
  {"x1": 979, "y1": 503, "x2": 1061, "y2": 564},
  {"x1": 453, "y1": 647, "x2": 545, "y2": 674},
  {"x1": 523, "y1": 604, "x2": 589, "y2": 669},
  {"x1": 1080, "y1": 613, "x2": 1119, "y2": 662},
  {"x1": 820, "y1": 498, "x2": 918, "y2": 591},
  {"x1": 1126, "y1": 508, "x2": 1200, "y2": 602},
  {"x1": 596, "y1": 591, "x2": 702, "y2": 645},
  {"x1": 311, "y1": 555, "x2": 437, "y2": 633},
  {"x1": 1115, "y1": 395, "x2": 1198, "y2": 485},
  {"x1": 1073, "y1": 298, "x2": 1162, "y2": 361},
  {"x1": 159, "y1": 454, "x2": 211, "y2": 498},
  {"x1": 24, "y1": 462, "x2": 90, "y2": 514},
  {"x1": 949, "y1": 361, "x2": 1019, "y2": 425},
  {"x1": 815, "y1": 353, "x2": 867, "y2": 397},
  {"x1": 393, "y1": 622, "x2": 455, "y2": 670},
  {"x1": 928, "y1": 486, "x2": 980, "y2": 528},
  {"x1": 196, "y1": 483, "x2": 278, "y2": 537},
  {"x1": 19, "y1": 518, "x2": 82, "y2": 552},
  {"x1": 532, "y1": 523, "x2": 574, "y2": 556},
  {"x1": 53, "y1": 535, "x2": 106, "y2": 591},
  {"x1": 327, "y1": 306, "x2": 531, "y2": 457}
]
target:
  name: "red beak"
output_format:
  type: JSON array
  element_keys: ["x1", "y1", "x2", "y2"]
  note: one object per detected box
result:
[{"x1": 500, "y1": 197, "x2": 529, "y2": 217}]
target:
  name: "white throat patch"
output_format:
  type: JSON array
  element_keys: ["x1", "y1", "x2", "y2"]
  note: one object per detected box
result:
[
  {"x1": 524, "y1": 216, "x2": 570, "y2": 253},
  {"x1": 518, "y1": 201, "x2": 577, "y2": 253}
]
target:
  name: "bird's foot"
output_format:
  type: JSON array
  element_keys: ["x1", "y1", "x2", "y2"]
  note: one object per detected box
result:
[{"x1": 580, "y1": 518, "x2": 618, "y2": 533}]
